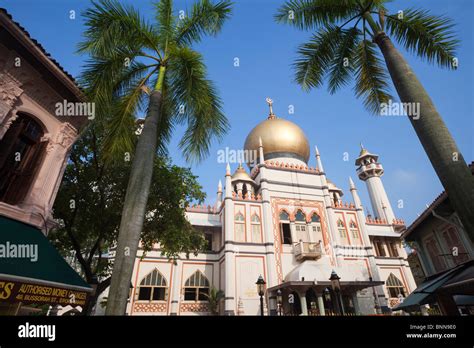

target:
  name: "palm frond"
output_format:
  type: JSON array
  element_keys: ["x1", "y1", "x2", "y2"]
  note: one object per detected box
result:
[
  {"x1": 168, "y1": 47, "x2": 229, "y2": 163},
  {"x1": 353, "y1": 39, "x2": 393, "y2": 114},
  {"x1": 78, "y1": 0, "x2": 159, "y2": 57},
  {"x1": 385, "y1": 8, "x2": 458, "y2": 69},
  {"x1": 293, "y1": 25, "x2": 342, "y2": 91},
  {"x1": 175, "y1": 0, "x2": 233, "y2": 46},
  {"x1": 275, "y1": 0, "x2": 360, "y2": 29},
  {"x1": 327, "y1": 26, "x2": 360, "y2": 94},
  {"x1": 153, "y1": 0, "x2": 176, "y2": 49}
]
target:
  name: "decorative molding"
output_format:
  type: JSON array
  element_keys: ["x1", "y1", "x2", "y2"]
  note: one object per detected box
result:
[
  {"x1": 179, "y1": 302, "x2": 209, "y2": 313},
  {"x1": 54, "y1": 122, "x2": 77, "y2": 150},
  {"x1": 133, "y1": 302, "x2": 167, "y2": 313}
]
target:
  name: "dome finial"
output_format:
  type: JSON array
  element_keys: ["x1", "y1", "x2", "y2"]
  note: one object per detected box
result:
[
  {"x1": 266, "y1": 97, "x2": 276, "y2": 119},
  {"x1": 359, "y1": 142, "x2": 369, "y2": 156}
]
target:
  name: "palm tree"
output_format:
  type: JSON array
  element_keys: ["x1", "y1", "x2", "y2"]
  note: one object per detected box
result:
[
  {"x1": 203, "y1": 286, "x2": 225, "y2": 315},
  {"x1": 78, "y1": 0, "x2": 232, "y2": 315},
  {"x1": 275, "y1": 0, "x2": 474, "y2": 241}
]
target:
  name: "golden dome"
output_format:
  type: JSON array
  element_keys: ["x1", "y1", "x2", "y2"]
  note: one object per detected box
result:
[
  {"x1": 244, "y1": 116, "x2": 310, "y2": 165},
  {"x1": 231, "y1": 164, "x2": 254, "y2": 183}
]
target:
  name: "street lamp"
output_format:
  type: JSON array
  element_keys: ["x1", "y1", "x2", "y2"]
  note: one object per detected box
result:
[
  {"x1": 329, "y1": 270, "x2": 344, "y2": 315},
  {"x1": 276, "y1": 289, "x2": 283, "y2": 316},
  {"x1": 256, "y1": 275, "x2": 266, "y2": 316}
]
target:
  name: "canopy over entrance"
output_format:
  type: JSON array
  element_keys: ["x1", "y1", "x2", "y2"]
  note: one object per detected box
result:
[
  {"x1": 0, "y1": 216, "x2": 92, "y2": 308},
  {"x1": 393, "y1": 260, "x2": 474, "y2": 312}
]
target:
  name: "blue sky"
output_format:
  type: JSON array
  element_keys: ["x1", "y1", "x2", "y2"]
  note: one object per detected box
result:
[{"x1": 4, "y1": 0, "x2": 473, "y2": 225}]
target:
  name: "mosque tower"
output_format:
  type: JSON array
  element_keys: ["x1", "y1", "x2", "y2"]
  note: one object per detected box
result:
[{"x1": 355, "y1": 145, "x2": 396, "y2": 223}]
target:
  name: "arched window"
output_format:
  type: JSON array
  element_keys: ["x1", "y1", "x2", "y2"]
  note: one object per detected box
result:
[
  {"x1": 234, "y1": 212, "x2": 245, "y2": 242},
  {"x1": 349, "y1": 220, "x2": 359, "y2": 240},
  {"x1": 295, "y1": 210, "x2": 308, "y2": 242},
  {"x1": 279, "y1": 211, "x2": 291, "y2": 244},
  {"x1": 386, "y1": 273, "x2": 406, "y2": 298},
  {"x1": 337, "y1": 219, "x2": 347, "y2": 240},
  {"x1": 0, "y1": 113, "x2": 46, "y2": 205},
  {"x1": 311, "y1": 213, "x2": 320, "y2": 223},
  {"x1": 279, "y1": 211, "x2": 289, "y2": 221},
  {"x1": 295, "y1": 210, "x2": 306, "y2": 222},
  {"x1": 184, "y1": 271, "x2": 210, "y2": 301},
  {"x1": 137, "y1": 269, "x2": 168, "y2": 301},
  {"x1": 310, "y1": 213, "x2": 322, "y2": 241},
  {"x1": 250, "y1": 214, "x2": 261, "y2": 243}
]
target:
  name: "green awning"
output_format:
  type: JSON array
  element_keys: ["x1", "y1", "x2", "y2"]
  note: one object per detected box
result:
[
  {"x1": 393, "y1": 260, "x2": 474, "y2": 311},
  {"x1": 0, "y1": 216, "x2": 91, "y2": 307}
]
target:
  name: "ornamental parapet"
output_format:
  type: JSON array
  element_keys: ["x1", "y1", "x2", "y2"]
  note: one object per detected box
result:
[{"x1": 232, "y1": 191, "x2": 262, "y2": 201}]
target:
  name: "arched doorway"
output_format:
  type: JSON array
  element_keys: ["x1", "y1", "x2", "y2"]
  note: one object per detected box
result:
[
  {"x1": 287, "y1": 290, "x2": 302, "y2": 316},
  {"x1": 305, "y1": 288, "x2": 318, "y2": 315},
  {"x1": 0, "y1": 113, "x2": 46, "y2": 205},
  {"x1": 322, "y1": 287, "x2": 336, "y2": 315}
]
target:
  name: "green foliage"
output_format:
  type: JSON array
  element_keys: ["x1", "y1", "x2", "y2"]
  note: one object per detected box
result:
[
  {"x1": 385, "y1": 8, "x2": 458, "y2": 69},
  {"x1": 77, "y1": 0, "x2": 232, "y2": 163},
  {"x1": 202, "y1": 286, "x2": 224, "y2": 315},
  {"x1": 50, "y1": 124, "x2": 208, "y2": 285},
  {"x1": 275, "y1": 0, "x2": 360, "y2": 29},
  {"x1": 276, "y1": 0, "x2": 459, "y2": 114},
  {"x1": 353, "y1": 39, "x2": 392, "y2": 114}
]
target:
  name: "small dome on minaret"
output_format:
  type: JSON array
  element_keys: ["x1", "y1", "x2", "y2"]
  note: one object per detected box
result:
[{"x1": 231, "y1": 163, "x2": 255, "y2": 183}]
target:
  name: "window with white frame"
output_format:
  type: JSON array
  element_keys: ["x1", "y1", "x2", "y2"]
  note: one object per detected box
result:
[
  {"x1": 295, "y1": 210, "x2": 308, "y2": 242},
  {"x1": 251, "y1": 214, "x2": 262, "y2": 243},
  {"x1": 137, "y1": 269, "x2": 168, "y2": 301},
  {"x1": 183, "y1": 271, "x2": 210, "y2": 301}
]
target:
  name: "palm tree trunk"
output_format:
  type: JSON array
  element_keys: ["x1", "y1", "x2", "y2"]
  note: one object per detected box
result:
[
  {"x1": 374, "y1": 32, "x2": 474, "y2": 241},
  {"x1": 105, "y1": 89, "x2": 162, "y2": 315}
]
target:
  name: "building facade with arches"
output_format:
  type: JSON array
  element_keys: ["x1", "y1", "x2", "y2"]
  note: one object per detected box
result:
[
  {"x1": 0, "y1": 8, "x2": 91, "y2": 315},
  {"x1": 124, "y1": 101, "x2": 416, "y2": 316}
]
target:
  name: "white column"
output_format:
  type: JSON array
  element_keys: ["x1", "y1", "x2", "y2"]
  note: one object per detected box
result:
[
  {"x1": 365, "y1": 176, "x2": 395, "y2": 223},
  {"x1": 317, "y1": 293, "x2": 326, "y2": 316},
  {"x1": 224, "y1": 164, "x2": 236, "y2": 315},
  {"x1": 317, "y1": 146, "x2": 342, "y2": 266},
  {"x1": 215, "y1": 180, "x2": 223, "y2": 210},
  {"x1": 299, "y1": 291, "x2": 308, "y2": 316},
  {"x1": 169, "y1": 261, "x2": 181, "y2": 315}
]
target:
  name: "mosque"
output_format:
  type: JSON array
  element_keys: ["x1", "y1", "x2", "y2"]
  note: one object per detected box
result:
[{"x1": 123, "y1": 99, "x2": 416, "y2": 316}]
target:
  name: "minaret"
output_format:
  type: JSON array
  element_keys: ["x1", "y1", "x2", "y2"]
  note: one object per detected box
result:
[
  {"x1": 315, "y1": 145, "x2": 342, "y2": 266},
  {"x1": 349, "y1": 177, "x2": 362, "y2": 209},
  {"x1": 258, "y1": 137, "x2": 264, "y2": 164},
  {"x1": 315, "y1": 146, "x2": 324, "y2": 173},
  {"x1": 355, "y1": 144, "x2": 395, "y2": 223},
  {"x1": 256, "y1": 133, "x2": 278, "y2": 314},
  {"x1": 349, "y1": 176, "x2": 387, "y2": 312},
  {"x1": 224, "y1": 163, "x2": 236, "y2": 315},
  {"x1": 215, "y1": 180, "x2": 223, "y2": 210}
]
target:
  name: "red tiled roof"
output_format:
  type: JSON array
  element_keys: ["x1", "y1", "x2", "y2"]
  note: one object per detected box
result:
[
  {"x1": 0, "y1": 7, "x2": 84, "y2": 100},
  {"x1": 403, "y1": 161, "x2": 474, "y2": 238}
]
